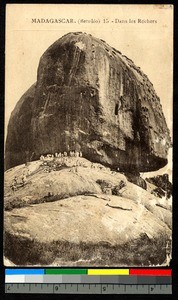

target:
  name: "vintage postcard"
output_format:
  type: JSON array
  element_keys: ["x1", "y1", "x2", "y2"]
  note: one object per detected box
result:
[{"x1": 4, "y1": 4, "x2": 173, "y2": 266}]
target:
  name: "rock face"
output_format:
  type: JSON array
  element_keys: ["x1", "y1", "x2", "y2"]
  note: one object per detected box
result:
[
  {"x1": 5, "y1": 32, "x2": 171, "y2": 171},
  {"x1": 4, "y1": 159, "x2": 172, "y2": 266},
  {"x1": 5, "y1": 195, "x2": 171, "y2": 266}
]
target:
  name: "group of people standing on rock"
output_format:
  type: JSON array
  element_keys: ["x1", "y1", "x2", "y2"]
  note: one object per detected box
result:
[
  {"x1": 10, "y1": 150, "x2": 85, "y2": 192},
  {"x1": 39, "y1": 150, "x2": 84, "y2": 174},
  {"x1": 40, "y1": 151, "x2": 83, "y2": 161}
]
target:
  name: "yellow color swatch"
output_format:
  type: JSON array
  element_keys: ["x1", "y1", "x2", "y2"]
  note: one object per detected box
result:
[{"x1": 88, "y1": 269, "x2": 129, "y2": 275}]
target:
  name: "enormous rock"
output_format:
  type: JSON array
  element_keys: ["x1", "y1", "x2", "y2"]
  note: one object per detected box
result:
[
  {"x1": 4, "y1": 195, "x2": 171, "y2": 266},
  {"x1": 4, "y1": 159, "x2": 171, "y2": 266},
  {"x1": 4, "y1": 159, "x2": 172, "y2": 265},
  {"x1": 5, "y1": 32, "x2": 171, "y2": 171}
]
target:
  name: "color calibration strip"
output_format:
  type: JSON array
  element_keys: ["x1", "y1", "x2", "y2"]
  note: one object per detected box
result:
[{"x1": 5, "y1": 269, "x2": 172, "y2": 284}]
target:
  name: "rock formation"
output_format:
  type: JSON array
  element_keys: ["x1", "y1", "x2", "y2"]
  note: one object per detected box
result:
[
  {"x1": 5, "y1": 32, "x2": 171, "y2": 172},
  {"x1": 4, "y1": 158, "x2": 172, "y2": 266}
]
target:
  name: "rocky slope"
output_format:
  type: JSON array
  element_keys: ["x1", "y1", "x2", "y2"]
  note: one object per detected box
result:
[
  {"x1": 4, "y1": 158, "x2": 172, "y2": 266},
  {"x1": 5, "y1": 32, "x2": 171, "y2": 172}
]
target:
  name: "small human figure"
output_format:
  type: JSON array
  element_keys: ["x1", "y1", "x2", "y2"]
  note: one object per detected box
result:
[
  {"x1": 26, "y1": 168, "x2": 30, "y2": 176},
  {"x1": 55, "y1": 153, "x2": 58, "y2": 158},
  {"x1": 10, "y1": 184, "x2": 16, "y2": 192},
  {"x1": 79, "y1": 151, "x2": 82, "y2": 157},
  {"x1": 13, "y1": 176, "x2": 18, "y2": 185},
  {"x1": 61, "y1": 155, "x2": 65, "y2": 164},
  {"x1": 21, "y1": 173, "x2": 27, "y2": 185},
  {"x1": 64, "y1": 152, "x2": 67, "y2": 157}
]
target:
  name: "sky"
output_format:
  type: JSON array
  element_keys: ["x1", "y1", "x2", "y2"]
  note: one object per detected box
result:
[{"x1": 5, "y1": 4, "x2": 173, "y2": 139}]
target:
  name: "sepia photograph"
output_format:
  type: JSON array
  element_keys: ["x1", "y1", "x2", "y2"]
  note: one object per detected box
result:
[{"x1": 4, "y1": 4, "x2": 173, "y2": 267}]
